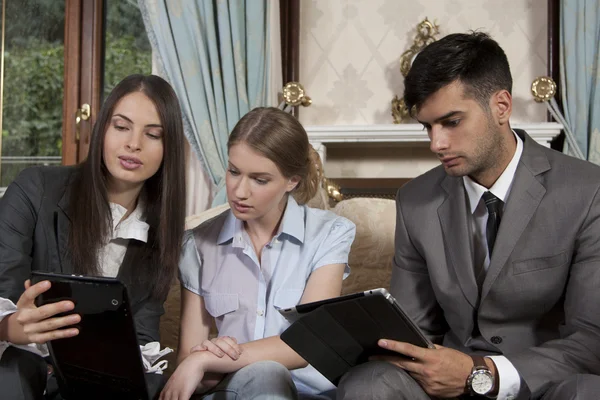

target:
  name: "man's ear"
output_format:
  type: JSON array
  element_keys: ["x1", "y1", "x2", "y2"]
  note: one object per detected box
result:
[
  {"x1": 491, "y1": 89, "x2": 512, "y2": 125},
  {"x1": 287, "y1": 176, "x2": 301, "y2": 192}
]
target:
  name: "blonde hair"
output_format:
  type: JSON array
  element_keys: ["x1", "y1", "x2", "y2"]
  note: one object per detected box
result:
[{"x1": 228, "y1": 107, "x2": 322, "y2": 204}]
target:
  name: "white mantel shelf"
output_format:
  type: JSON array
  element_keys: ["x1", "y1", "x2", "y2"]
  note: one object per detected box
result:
[
  {"x1": 305, "y1": 122, "x2": 563, "y2": 179},
  {"x1": 306, "y1": 122, "x2": 562, "y2": 146}
]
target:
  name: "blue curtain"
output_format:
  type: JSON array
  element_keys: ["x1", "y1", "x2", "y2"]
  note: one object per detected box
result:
[
  {"x1": 560, "y1": 0, "x2": 600, "y2": 162},
  {"x1": 139, "y1": 0, "x2": 271, "y2": 205}
]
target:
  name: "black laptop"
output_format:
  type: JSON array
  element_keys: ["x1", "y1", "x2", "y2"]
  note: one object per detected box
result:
[{"x1": 31, "y1": 271, "x2": 150, "y2": 400}]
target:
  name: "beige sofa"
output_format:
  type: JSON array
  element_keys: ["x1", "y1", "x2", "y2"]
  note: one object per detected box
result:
[{"x1": 158, "y1": 192, "x2": 397, "y2": 374}]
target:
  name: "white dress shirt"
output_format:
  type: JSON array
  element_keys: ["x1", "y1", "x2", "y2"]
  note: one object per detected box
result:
[
  {"x1": 0, "y1": 201, "x2": 171, "y2": 373},
  {"x1": 462, "y1": 130, "x2": 523, "y2": 400}
]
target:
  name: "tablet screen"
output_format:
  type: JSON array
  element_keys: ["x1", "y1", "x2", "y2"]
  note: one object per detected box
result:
[{"x1": 31, "y1": 272, "x2": 148, "y2": 399}]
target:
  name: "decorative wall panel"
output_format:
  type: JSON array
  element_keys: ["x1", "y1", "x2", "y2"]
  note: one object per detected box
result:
[{"x1": 299, "y1": 0, "x2": 548, "y2": 125}]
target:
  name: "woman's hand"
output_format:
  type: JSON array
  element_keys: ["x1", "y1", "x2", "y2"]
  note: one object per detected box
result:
[
  {"x1": 190, "y1": 336, "x2": 242, "y2": 361},
  {"x1": 160, "y1": 352, "x2": 213, "y2": 400},
  {"x1": 3, "y1": 280, "x2": 80, "y2": 345}
]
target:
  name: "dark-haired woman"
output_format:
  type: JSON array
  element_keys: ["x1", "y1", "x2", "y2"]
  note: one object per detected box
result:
[
  {"x1": 0, "y1": 74, "x2": 187, "y2": 399},
  {"x1": 162, "y1": 107, "x2": 356, "y2": 400}
]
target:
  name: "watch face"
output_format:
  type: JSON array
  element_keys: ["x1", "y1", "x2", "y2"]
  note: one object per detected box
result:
[{"x1": 472, "y1": 371, "x2": 494, "y2": 394}]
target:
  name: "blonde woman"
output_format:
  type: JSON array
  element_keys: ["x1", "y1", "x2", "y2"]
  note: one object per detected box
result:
[{"x1": 163, "y1": 107, "x2": 356, "y2": 400}]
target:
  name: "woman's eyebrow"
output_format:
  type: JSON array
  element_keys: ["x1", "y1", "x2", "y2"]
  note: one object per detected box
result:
[{"x1": 112, "y1": 113, "x2": 162, "y2": 128}]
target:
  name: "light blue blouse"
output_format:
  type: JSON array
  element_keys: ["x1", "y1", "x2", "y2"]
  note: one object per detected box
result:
[{"x1": 179, "y1": 196, "x2": 356, "y2": 396}]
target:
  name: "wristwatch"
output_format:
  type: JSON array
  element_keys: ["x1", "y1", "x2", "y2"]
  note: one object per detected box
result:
[{"x1": 466, "y1": 355, "x2": 495, "y2": 396}]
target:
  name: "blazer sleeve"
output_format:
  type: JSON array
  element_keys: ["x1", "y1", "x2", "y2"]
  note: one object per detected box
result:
[
  {"x1": 123, "y1": 242, "x2": 168, "y2": 346},
  {"x1": 0, "y1": 167, "x2": 44, "y2": 303},
  {"x1": 506, "y1": 185, "x2": 600, "y2": 398},
  {"x1": 389, "y1": 192, "x2": 448, "y2": 344},
  {"x1": 132, "y1": 294, "x2": 165, "y2": 346}
]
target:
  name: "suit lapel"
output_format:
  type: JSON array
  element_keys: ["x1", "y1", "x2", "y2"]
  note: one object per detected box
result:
[
  {"x1": 55, "y1": 189, "x2": 74, "y2": 274},
  {"x1": 481, "y1": 132, "x2": 549, "y2": 301},
  {"x1": 439, "y1": 176, "x2": 479, "y2": 308}
]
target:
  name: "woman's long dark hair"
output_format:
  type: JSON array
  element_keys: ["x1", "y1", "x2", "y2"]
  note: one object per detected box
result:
[{"x1": 69, "y1": 74, "x2": 186, "y2": 300}]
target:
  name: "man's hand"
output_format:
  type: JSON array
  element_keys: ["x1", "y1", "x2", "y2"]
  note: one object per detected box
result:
[
  {"x1": 372, "y1": 339, "x2": 478, "y2": 398},
  {"x1": 0, "y1": 280, "x2": 80, "y2": 345}
]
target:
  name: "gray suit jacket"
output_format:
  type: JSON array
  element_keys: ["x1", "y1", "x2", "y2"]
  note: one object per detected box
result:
[
  {"x1": 391, "y1": 130, "x2": 600, "y2": 398},
  {"x1": 0, "y1": 165, "x2": 166, "y2": 346}
]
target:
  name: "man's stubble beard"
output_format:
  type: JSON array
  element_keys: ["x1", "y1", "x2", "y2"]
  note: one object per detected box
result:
[
  {"x1": 454, "y1": 122, "x2": 506, "y2": 182},
  {"x1": 465, "y1": 121, "x2": 506, "y2": 182}
]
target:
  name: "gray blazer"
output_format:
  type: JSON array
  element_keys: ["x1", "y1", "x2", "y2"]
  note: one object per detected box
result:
[
  {"x1": 391, "y1": 130, "x2": 600, "y2": 398},
  {"x1": 0, "y1": 166, "x2": 166, "y2": 345}
]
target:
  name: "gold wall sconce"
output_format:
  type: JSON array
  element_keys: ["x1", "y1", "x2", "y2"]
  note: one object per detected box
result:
[{"x1": 391, "y1": 18, "x2": 440, "y2": 124}]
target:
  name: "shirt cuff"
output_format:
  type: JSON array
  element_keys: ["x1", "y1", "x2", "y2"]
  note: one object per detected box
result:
[
  {"x1": 0, "y1": 297, "x2": 49, "y2": 360},
  {"x1": 140, "y1": 342, "x2": 173, "y2": 374},
  {"x1": 487, "y1": 355, "x2": 521, "y2": 400},
  {"x1": 0, "y1": 296, "x2": 18, "y2": 319}
]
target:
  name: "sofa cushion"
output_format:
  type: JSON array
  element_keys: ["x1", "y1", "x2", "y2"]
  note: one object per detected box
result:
[{"x1": 332, "y1": 197, "x2": 396, "y2": 295}]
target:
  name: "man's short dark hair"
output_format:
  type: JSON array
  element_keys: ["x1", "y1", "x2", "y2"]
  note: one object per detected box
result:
[{"x1": 404, "y1": 32, "x2": 512, "y2": 114}]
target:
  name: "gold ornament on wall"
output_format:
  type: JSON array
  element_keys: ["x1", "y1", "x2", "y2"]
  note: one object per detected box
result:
[
  {"x1": 531, "y1": 76, "x2": 557, "y2": 103},
  {"x1": 324, "y1": 178, "x2": 343, "y2": 202},
  {"x1": 391, "y1": 96, "x2": 411, "y2": 124},
  {"x1": 282, "y1": 82, "x2": 312, "y2": 107},
  {"x1": 391, "y1": 18, "x2": 440, "y2": 124}
]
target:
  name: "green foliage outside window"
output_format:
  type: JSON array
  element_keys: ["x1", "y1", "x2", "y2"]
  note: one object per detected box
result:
[{"x1": 2, "y1": 40, "x2": 63, "y2": 157}]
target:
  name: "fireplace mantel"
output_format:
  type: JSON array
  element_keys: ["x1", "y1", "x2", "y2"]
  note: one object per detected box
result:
[{"x1": 306, "y1": 123, "x2": 563, "y2": 179}]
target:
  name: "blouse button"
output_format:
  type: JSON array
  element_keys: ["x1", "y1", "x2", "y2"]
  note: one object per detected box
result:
[{"x1": 257, "y1": 310, "x2": 264, "y2": 317}]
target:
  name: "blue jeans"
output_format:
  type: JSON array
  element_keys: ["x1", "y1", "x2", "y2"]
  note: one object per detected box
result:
[{"x1": 200, "y1": 361, "x2": 298, "y2": 400}]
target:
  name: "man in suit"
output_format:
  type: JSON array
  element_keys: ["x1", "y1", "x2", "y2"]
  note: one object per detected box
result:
[{"x1": 337, "y1": 32, "x2": 600, "y2": 399}]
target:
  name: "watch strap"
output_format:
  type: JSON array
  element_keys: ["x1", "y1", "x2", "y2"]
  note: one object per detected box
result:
[{"x1": 471, "y1": 355, "x2": 487, "y2": 369}]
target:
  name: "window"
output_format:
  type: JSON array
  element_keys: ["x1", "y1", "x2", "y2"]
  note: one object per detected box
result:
[{"x1": 0, "y1": 0, "x2": 65, "y2": 189}]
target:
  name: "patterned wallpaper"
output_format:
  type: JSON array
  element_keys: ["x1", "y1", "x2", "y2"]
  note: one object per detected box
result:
[{"x1": 298, "y1": 0, "x2": 548, "y2": 126}]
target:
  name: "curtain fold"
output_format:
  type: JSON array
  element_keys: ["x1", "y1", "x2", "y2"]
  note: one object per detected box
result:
[
  {"x1": 559, "y1": 0, "x2": 600, "y2": 162},
  {"x1": 139, "y1": 0, "x2": 272, "y2": 206}
]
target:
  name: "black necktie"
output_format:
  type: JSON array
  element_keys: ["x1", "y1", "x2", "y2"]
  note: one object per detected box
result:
[{"x1": 482, "y1": 191, "x2": 503, "y2": 257}]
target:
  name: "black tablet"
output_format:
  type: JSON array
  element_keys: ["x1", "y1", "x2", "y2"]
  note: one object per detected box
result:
[
  {"x1": 279, "y1": 288, "x2": 434, "y2": 385},
  {"x1": 31, "y1": 271, "x2": 149, "y2": 400}
]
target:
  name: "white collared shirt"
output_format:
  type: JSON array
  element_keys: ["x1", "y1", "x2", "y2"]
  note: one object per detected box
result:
[
  {"x1": 98, "y1": 201, "x2": 150, "y2": 277},
  {"x1": 462, "y1": 130, "x2": 523, "y2": 400}
]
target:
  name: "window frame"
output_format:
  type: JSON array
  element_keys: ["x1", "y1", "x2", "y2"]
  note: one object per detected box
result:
[{"x1": 63, "y1": 0, "x2": 104, "y2": 165}]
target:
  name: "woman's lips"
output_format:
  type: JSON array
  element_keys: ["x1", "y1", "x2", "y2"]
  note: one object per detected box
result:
[
  {"x1": 232, "y1": 201, "x2": 252, "y2": 213},
  {"x1": 119, "y1": 156, "x2": 142, "y2": 170}
]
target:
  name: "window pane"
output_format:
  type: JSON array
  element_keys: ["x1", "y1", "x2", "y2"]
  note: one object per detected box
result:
[
  {"x1": 103, "y1": 1, "x2": 152, "y2": 101},
  {"x1": 0, "y1": 0, "x2": 65, "y2": 187}
]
